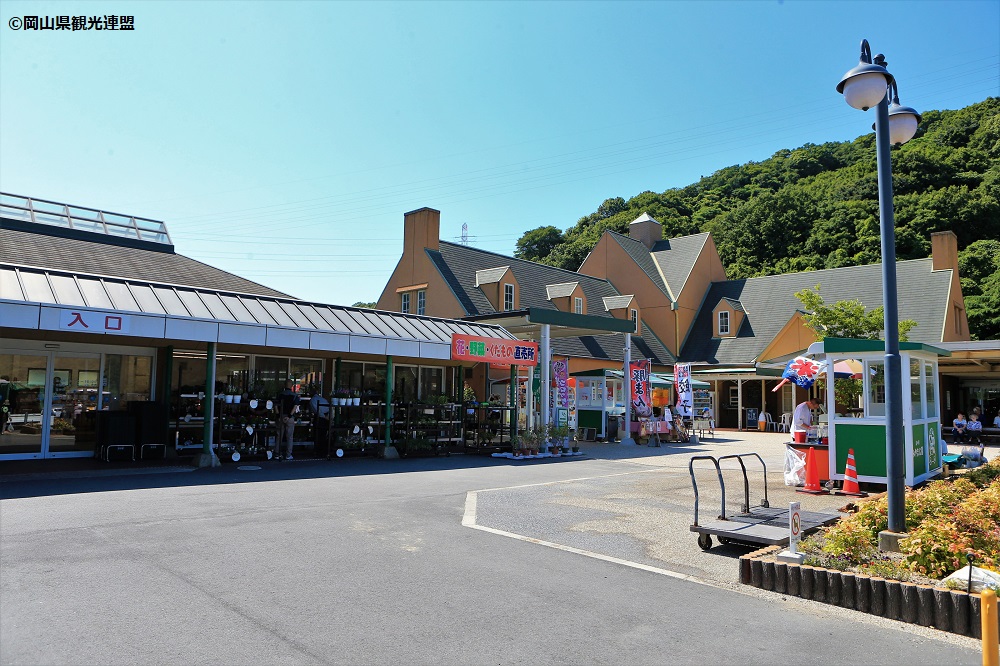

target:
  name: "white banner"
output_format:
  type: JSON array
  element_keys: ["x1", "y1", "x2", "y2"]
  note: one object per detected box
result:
[{"x1": 674, "y1": 363, "x2": 692, "y2": 417}]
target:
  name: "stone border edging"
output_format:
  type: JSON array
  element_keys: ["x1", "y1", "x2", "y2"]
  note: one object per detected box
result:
[{"x1": 739, "y1": 545, "x2": 999, "y2": 638}]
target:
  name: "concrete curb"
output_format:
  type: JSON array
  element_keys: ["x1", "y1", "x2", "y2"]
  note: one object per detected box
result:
[{"x1": 738, "y1": 547, "x2": 999, "y2": 637}]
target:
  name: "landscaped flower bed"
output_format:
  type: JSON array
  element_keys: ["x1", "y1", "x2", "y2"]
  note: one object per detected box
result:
[{"x1": 740, "y1": 458, "x2": 1000, "y2": 636}]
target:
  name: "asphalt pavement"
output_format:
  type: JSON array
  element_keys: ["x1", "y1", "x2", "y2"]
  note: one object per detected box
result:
[{"x1": 0, "y1": 432, "x2": 986, "y2": 665}]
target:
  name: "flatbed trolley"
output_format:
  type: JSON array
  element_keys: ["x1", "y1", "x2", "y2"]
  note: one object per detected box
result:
[{"x1": 688, "y1": 453, "x2": 840, "y2": 550}]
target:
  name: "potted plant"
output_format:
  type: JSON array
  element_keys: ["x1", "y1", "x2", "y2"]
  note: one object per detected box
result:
[
  {"x1": 463, "y1": 385, "x2": 477, "y2": 414},
  {"x1": 336, "y1": 388, "x2": 350, "y2": 406},
  {"x1": 548, "y1": 424, "x2": 569, "y2": 454},
  {"x1": 350, "y1": 388, "x2": 360, "y2": 406}
]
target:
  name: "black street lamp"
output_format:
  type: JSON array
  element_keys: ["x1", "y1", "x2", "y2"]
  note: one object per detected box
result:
[{"x1": 837, "y1": 40, "x2": 921, "y2": 536}]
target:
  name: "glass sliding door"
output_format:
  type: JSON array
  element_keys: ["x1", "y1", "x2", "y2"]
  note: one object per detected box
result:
[
  {"x1": 48, "y1": 353, "x2": 101, "y2": 453},
  {"x1": 0, "y1": 351, "x2": 48, "y2": 456}
]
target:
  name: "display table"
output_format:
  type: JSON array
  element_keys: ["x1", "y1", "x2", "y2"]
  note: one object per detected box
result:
[{"x1": 788, "y1": 440, "x2": 830, "y2": 483}]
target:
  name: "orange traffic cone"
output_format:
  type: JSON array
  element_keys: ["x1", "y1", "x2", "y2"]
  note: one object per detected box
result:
[
  {"x1": 835, "y1": 448, "x2": 868, "y2": 497},
  {"x1": 797, "y1": 446, "x2": 829, "y2": 495}
]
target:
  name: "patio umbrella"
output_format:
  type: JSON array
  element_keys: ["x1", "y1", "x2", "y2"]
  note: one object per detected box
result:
[{"x1": 829, "y1": 360, "x2": 864, "y2": 379}]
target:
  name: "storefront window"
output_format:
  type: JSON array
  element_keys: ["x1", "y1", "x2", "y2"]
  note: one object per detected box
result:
[
  {"x1": 867, "y1": 361, "x2": 886, "y2": 417},
  {"x1": 419, "y1": 367, "x2": 443, "y2": 401},
  {"x1": 363, "y1": 364, "x2": 386, "y2": 398},
  {"x1": 103, "y1": 354, "x2": 153, "y2": 411},
  {"x1": 254, "y1": 356, "x2": 289, "y2": 399},
  {"x1": 49, "y1": 354, "x2": 101, "y2": 453},
  {"x1": 216, "y1": 354, "x2": 250, "y2": 396},
  {"x1": 339, "y1": 362, "x2": 363, "y2": 392},
  {"x1": 290, "y1": 358, "x2": 323, "y2": 396},
  {"x1": 395, "y1": 365, "x2": 418, "y2": 403},
  {"x1": 910, "y1": 359, "x2": 923, "y2": 419},
  {"x1": 0, "y1": 352, "x2": 47, "y2": 454},
  {"x1": 924, "y1": 362, "x2": 937, "y2": 418}
]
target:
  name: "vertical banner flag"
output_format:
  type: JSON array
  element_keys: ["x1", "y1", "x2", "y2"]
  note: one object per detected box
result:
[
  {"x1": 552, "y1": 359, "x2": 569, "y2": 411},
  {"x1": 629, "y1": 359, "x2": 652, "y2": 418},
  {"x1": 674, "y1": 363, "x2": 693, "y2": 417}
]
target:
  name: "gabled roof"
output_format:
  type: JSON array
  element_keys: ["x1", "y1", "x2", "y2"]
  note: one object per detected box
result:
[
  {"x1": 0, "y1": 225, "x2": 290, "y2": 299},
  {"x1": 475, "y1": 266, "x2": 510, "y2": 286},
  {"x1": 719, "y1": 297, "x2": 745, "y2": 313},
  {"x1": 680, "y1": 258, "x2": 953, "y2": 364},
  {"x1": 545, "y1": 282, "x2": 579, "y2": 299},
  {"x1": 550, "y1": 322, "x2": 673, "y2": 366},
  {"x1": 429, "y1": 241, "x2": 616, "y2": 317},
  {"x1": 607, "y1": 230, "x2": 711, "y2": 300},
  {"x1": 602, "y1": 295, "x2": 635, "y2": 311},
  {"x1": 426, "y1": 241, "x2": 675, "y2": 365}
]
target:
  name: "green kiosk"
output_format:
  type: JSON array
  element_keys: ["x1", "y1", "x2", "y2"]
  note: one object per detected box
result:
[{"x1": 806, "y1": 338, "x2": 949, "y2": 487}]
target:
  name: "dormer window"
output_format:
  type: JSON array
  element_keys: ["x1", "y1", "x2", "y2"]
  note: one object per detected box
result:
[
  {"x1": 504, "y1": 283, "x2": 514, "y2": 311},
  {"x1": 631, "y1": 308, "x2": 638, "y2": 330},
  {"x1": 574, "y1": 297, "x2": 583, "y2": 314},
  {"x1": 718, "y1": 310, "x2": 730, "y2": 336}
]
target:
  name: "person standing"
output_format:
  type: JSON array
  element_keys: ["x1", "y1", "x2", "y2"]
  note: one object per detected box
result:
[
  {"x1": 993, "y1": 410, "x2": 1000, "y2": 429},
  {"x1": 310, "y1": 390, "x2": 331, "y2": 457},
  {"x1": 791, "y1": 397, "x2": 821, "y2": 439},
  {"x1": 274, "y1": 380, "x2": 300, "y2": 460}
]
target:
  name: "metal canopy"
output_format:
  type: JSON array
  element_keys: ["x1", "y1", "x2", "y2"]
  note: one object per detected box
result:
[
  {"x1": 0, "y1": 263, "x2": 515, "y2": 357},
  {"x1": 464, "y1": 307, "x2": 636, "y2": 341}
]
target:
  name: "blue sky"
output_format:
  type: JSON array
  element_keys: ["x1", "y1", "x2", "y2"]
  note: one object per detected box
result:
[{"x1": 2, "y1": 1, "x2": 998, "y2": 306}]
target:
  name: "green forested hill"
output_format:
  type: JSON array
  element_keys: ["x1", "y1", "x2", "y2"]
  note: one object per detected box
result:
[{"x1": 515, "y1": 98, "x2": 1000, "y2": 340}]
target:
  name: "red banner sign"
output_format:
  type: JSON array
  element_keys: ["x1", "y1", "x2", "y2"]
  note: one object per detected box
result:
[
  {"x1": 451, "y1": 334, "x2": 539, "y2": 367},
  {"x1": 629, "y1": 359, "x2": 652, "y2": 418}
]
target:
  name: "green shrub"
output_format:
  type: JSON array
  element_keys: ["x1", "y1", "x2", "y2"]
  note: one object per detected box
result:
[
  {"x1": 859, "y1": 556, "x2": 912, "y2": 582},
  {"x1": 966, "y1": 458, "x2": 1000, "y2": 488},
  {"x1": 901, "y1": 478, "x2": 1000, "y2": 577}
]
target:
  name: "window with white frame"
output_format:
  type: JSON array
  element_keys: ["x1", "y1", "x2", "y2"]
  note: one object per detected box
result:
[
  {"x1": 574, "y1": 297, "x2": 583, "y2": 314},
  {"x1": 718, "y1": 310, "x2": 730, "y2": 336},
  {"x1": 630, "y1": 308, "x2": 638, "y2": 330},
  {"x1": 503, "y1": 283, "x2": 514, "y2": 311},
  {"x1": 416, "y1": 290, "x2": 426, "y2": 316},
  {"x1": 401, "y1": 292, "x2": 411, "y2": 314}
]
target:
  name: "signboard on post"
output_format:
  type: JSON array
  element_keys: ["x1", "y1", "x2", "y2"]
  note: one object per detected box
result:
[
  {"x1": 451, "y1": 334, "x2": 538, "y2": 366},
  {"x1": 789, "y1": 501, "x2": 801, "y2": 553},
  {"x1": 628, "y1": 359, "x2": 651, "y2": 418},
  {"x1": 674, "y1": 363, "x2": 692, "y2": 417}
]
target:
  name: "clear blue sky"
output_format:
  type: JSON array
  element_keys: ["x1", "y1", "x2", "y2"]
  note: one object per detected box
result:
[{"x1": 2, "y1": 1, "x2": 998, "y2": 306}]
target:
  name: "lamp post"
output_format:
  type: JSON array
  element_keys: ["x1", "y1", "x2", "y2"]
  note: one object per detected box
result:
[{"x1": 837, "y1": 40, "x2": 921, "y2": 535}]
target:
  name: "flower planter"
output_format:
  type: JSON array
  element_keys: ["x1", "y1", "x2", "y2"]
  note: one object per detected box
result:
[
  {"x1": 233, "y1": 395, "x2": 242, "y2": 404},
  {"x1": 353, "y1": 397, "x2": 360, "y2": 406},
  {"x1": 739, "y1": 547, "x2": 1000, "y2": 637},
  {"x1": 225, "y1": 394, "x2": 234, "y2": 404}
]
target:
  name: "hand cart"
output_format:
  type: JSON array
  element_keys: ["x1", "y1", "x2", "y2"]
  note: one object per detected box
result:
[{"x1": 688, "y1": 453, "x2": 840, "y2": 550}]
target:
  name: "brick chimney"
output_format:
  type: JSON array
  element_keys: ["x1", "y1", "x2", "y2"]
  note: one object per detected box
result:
[
  {"x1": 404, "y1": 207, "x2": 440, "y2": 255},
  {"x1": 931, "y1": 230, "x2": 958, "y2": 272},
  {"x1": 629, "y1": 213, "x2": 662, "y2": 249}
]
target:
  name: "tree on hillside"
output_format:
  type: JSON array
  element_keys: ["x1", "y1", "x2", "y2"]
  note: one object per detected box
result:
[
  {"x1": 794, "y1": 285, "x2": 917, "y2": 342},
  {"x1": 958, "y1": 240, "x2": 1000, "y2": 341},
  {"x1": 352, "y1": 301, "x2": 377, "y2": 309},
  {"x1": 511, "y1": 98, "x2": 999, "y2": 338},
  {"x1": 514, "y1": 226, "x2": 564, "y2": 262}
]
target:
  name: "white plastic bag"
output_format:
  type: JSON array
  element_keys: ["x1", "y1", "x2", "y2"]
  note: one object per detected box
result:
[
  {"x1": 942, "y1": 565, "x2": 1000, "y2": 593},
  {"x1": 784, "y1": 445, "x2": 806, "y2": 486}
]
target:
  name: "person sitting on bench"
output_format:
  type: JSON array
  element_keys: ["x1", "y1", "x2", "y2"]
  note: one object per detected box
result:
[
  {"x1": 967, "y1": 412, "x2": 983, "y2": 448},
  {"x1": 952, "y1": 412, "x2": 967, "y2": 444}
]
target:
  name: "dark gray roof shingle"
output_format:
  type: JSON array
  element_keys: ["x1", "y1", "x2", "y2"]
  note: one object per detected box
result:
[
  {"x1": 428, "y1": 241, "x2": 675, "y2": 365},
  {"x1": 680, "y1": 258, "x2": 952, "y2": 364},
  {"x1": 0, "y1": 226, "x2": 291, "y2": 298}
]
